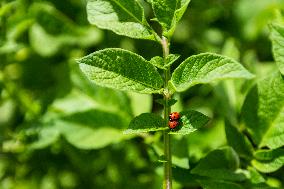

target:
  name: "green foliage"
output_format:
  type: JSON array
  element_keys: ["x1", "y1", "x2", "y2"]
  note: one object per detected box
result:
[
  {"x1": 191, "y1": 147, "x2": 245, "y2": 182},
  {"x1": 169, "y1": 110, "x2": 210, "y2": 135},
  {"x1": 86, "y1": 0, "x2": 155, "y2": 40},
  {"x1": 198, "y1": 180, "x2": 244, "y2": 189},
  {"x1": 171, "y1": 53, "x2": 254, "y2": 92},
  {"x1": 77, "y1": 48, "x2": 163, "y2": 94},
  {"x1": 252, "y1": 149, "x2": 284, "y2": 173},
  {"x1": 1, "y1": 0, "x2": 284, "y2": 188},
  {"x1": 124, "y1": 113, "x2": 166, "y2": 134},
  {"x1": 225, "y1": 121, "x2": 254, "y2": 159},
  {"x1": 152, "y1": 0, "x2": 191, "y2": 37},
  {"x1": 149, "y1": 54, "x2": 180, "y2": 70},
  {"x1": 270, "y1": 23, "x2": 284, "y2": 75},
  {"x1": 242, "y1": 72, "x2": 284, "y2": 149}
]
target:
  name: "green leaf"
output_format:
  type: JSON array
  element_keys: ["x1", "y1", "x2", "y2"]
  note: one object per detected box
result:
[
  {"x1": 124, "y1": 113, "x2": 166, "y2": 134},
  {"x1": 29, "y1": 23, "x2": 61, "y2": 57},
  {"x1": 32, "y1": 110, "x2": 131, "y2": 150},
  {"x1": 252, "y1": 156, "x2": 284, "y2": 173},
  {"x1": 77, "y1": 48, "x2": 163, "y2": 94},
  {"x1": 152, "y1": 0, "x2": 191, "y2": 37},
  {"x1": 86, "y1": 0, "x2": 154, "y2": 40},
  {"x1": 191, "y1": 147, "x2": 246, "y2": 182},
  {"x1": 149, "y1": 54, "x2": 180, "y2": 70},
  {"x1": 72, "y1": 64, "x2": 133, "y2": 117},
  {"x1": 270, "y1": 23, "x2": 284, "y2": 75},
  {"x1": 252, "y1": 149, "x2": 284, "y2": 173},
  {"x1": 155, "y1": 98, "x2": 178, "y2": 107},
  {"x1": 254, "y1": 148, "x2": 284, "y2": 161},
  {"x1": 242, "y1": 72, "x2": 284, "y2": 149},
  {"x1": 169, "y1": 110, "x2": 210, "y2": 135},
  {"x1": 197, "y1": 180, "x2": 244, "y2": 189},
  {"x1": 171, "y1": 53, "x2": 254, "y2": 92},
  {"x1": 225, "y1": 121, "x2": 254, "y2": 159}
]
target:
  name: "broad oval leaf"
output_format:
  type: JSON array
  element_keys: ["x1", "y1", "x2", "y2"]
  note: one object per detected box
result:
[
  {"x1": 152, "y1": 0, "x2": 191, "y2": 37},
  {"x1": 87, "y1": 0, "x2": 154, "y2": 40},
  {"x1": 169, "y1": 110, "x2": 210, "y2": 135},
  {"x1": 37, "y1": 110, "x2": 130, "y2": 150},
  {"x1": 124, "y1": 113, "x2": 167, "y2": 134},
  {"x1": 191, "y1": 147, "x2": 246, "y2": 182},
  {"x1": 270, "y1": 24, "x2": 284, "y2": 75},
  {"x1": 171, "y1": 53, "x2": 254, "y2": 92},
  {"x1": 242, "y1": 72, "x2": 284, "y2": 149},
  {"x1": 77, "y1": 48, "x2": 163, "y2": 94}
]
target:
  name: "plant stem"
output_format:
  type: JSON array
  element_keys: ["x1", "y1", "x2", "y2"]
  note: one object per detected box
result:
[{"x1": 161, "y1": 36, "x2": 172, "y2": 189}]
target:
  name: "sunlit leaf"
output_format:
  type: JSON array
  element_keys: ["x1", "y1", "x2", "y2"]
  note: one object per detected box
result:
[
  {"x1": 77, "y1": 48, "x2": 163, "y2": 94},
  {"x1": 171, "y1": 53, "x2": 254, "y2": 92},
  {"x1": 86, "y1": 0, "x2": 154, "y2": 40}
]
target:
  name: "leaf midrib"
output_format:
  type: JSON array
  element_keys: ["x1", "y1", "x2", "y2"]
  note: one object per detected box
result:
[{"x1": 111, "y1": 0, "x2": 145, "y2": 26}]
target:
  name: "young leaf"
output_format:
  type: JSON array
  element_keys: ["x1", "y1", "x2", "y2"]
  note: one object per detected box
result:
[
  {"x1": 152, "y1": 0, "x2": 191, "y2": 37},
  {"x1": 149, "y1": 54, "x2": 180, "y2": 70},
  {"x1": 242, "y1": 72, "x2": 284, "y2": 149},
  {"x1": 155, "y1": 98, "x2": 178, "y2": 107},
  {"x1": 77, "y1": 48, "x2": 163, "y2": 94},
  {"x1": 124, "y1": 113, "x2": 167, "y2": 134},
  {"x1": 270, "y1": 24, "x2": 284, "y2": 75},
  {"x1": 191, "y1": 147, "x2": 246, "y2": 182},
  {"x1": 86, "y1": 0, "x2": 154, "y2": 40},
  {"x1": 169, "y1": 110, "x2": 210, "y2": 135},
  {"x1": 171, "y1": 53, "x2": 255, "y2": 92}
]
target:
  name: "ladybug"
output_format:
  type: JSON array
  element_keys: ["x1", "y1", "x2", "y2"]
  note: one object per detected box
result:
[
  {"x1": 169, "y1": 112, "x2": 180, "y2": 121},
  {"x1": 168, "y1": 120, "x2": 179, "y2": 129}
]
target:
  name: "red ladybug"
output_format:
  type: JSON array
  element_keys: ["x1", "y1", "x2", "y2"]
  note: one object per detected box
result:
[
  {"x1": 169, "y1": 112, "x2": 180, "y2": 121},
  {"x1": 168, "y1": 120, "x2": 179, "y2": 129}
]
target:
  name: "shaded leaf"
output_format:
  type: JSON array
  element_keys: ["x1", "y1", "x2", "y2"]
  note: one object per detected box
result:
[
  {"x1": 77, "y1": 48, "x2": 163, "y2": 94},
  {"x1": 171, "y1": 53, "x2": 254, "y2": 92},
  {"x1": 242, "y1": 72, "x2": 284, "y2": 149},
  {"x1": 191, "y1": 147, "x2": 246, "y2": 182},
  {"x1": 198, "y1": 179, "x2": 244, "y2": 189},
  {"x1": 31, "y1": 109, "x2": 130, "y2": 150},
  {"x1": 124, "y1": 113, "x2": 166, "y2": 134},
  {"x1": 169, "y1": 110, "x2": 210, "y2": 135},
  {"x1": 270, "y1": 23, "x2": 284, "y2": 75},
  {"x1": 86, "y1": 0, "x2": 154, "y2": 40},
  {"x1": 225, "y1": 121, "x2": 254, "y2": 159}
]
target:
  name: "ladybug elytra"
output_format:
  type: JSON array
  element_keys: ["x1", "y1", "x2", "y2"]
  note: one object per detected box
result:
[
  {"x1": 168, "y1": 120, "x2": 179, "y2": 129},
  {"x1": 168, "y1": 112, "x2": 181, "y2": 130},
  {"x1": 169, "y1": 112, "x2": 180, "y2": 121}
]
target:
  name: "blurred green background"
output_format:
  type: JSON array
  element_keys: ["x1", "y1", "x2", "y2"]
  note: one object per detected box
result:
[{"x1": 0, "y1": 0, "x2": 284, "y2": 188}]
